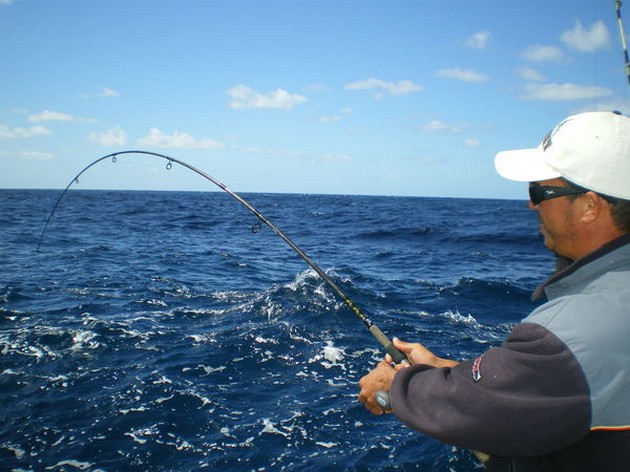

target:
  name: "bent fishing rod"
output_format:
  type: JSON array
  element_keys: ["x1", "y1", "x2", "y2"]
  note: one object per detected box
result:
[
  {"x1": 38, "y1": 150, "x2": 408, "y2": 369},
  {"x1": 616, "y1": 0, "x2": 630, "y2": 87}
]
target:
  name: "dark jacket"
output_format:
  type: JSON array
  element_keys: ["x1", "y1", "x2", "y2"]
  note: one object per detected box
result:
[{"x1": 390, "y1": 235, "x2": 630, "y2": 471}]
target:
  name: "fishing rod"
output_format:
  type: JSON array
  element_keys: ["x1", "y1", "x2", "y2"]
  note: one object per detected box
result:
[
  {"x1": 616, "y1": 0, "x2": 630, "y2": 86},
  {"x1": 38, "y1": 150, "x2": 408, "y2": 371}
]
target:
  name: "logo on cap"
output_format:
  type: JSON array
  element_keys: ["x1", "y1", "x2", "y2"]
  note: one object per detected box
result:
[{"x1": 542, "y1": 117, "x2": 572, "y2": 152}]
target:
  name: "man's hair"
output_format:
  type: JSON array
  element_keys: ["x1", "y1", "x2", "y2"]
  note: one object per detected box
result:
[{"x1": 563, "y1": 178, "x2": 630, "y2": 233}]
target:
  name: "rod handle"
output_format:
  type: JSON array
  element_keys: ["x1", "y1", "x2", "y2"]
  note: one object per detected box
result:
[
  {"x1": 378, "y1": 341, "x2": 408, "y2": 413},
  {"x1": 385, "y1": 342, "x2": 407, "y2": 365},
  {"x1": 368, "y1": 324, "x2": 408, "y2": 364},
  {"x1": 367, "y1": 324, "x2": 408, "y2": 413}
]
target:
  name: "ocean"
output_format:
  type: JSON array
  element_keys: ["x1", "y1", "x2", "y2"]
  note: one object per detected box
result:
[{"x1": 1, "y1": 188, "x2": 553, "y2": 471}]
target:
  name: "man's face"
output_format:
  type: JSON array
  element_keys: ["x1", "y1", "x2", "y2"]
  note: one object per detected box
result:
[{"x1": 529, "y1": 178, "x2": 582, "y2": 260}]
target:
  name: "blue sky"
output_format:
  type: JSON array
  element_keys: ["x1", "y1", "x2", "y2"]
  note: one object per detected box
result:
[{"x1": 1, "y1": 0, "x2": 628, "y2": 199}]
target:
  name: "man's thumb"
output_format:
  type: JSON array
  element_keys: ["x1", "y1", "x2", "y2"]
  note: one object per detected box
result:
[{"x1": 393, "y1": 337, "x2": 410, "y2": 351}]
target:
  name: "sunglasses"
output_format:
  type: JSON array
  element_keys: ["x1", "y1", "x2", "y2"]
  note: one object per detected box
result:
[{"x1": 528, "y1": 182, "x2": 586, "y2": 206}]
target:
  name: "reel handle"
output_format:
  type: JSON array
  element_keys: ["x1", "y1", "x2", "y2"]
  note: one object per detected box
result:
[{"x1": 375, "y1": 390, "x2": 391, "y2": 411}]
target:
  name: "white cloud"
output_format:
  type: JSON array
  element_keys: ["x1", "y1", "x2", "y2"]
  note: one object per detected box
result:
[
  {"x1": 234, "y1": 143, "x2": 348, "y2": 164},
  {"x1": 421, "y1": 120, "x2": 450, "y2": 132},
  {"x1": 522, "y1": 45, "x2": 564, "y2": 63},
  {"x1": 420, "y1": 119, "x2": 465, "y2": 134},
  {"x1": 233, "y1": 143, "x2": 305, "y2": 159},
  {"x1": 28, "y1": 110, "x2": 96, "y2": 123},
  {"x1": 0, "y1": 124, "x2": 51, "y2": 139},
  {"x1": 464, "y1": 138, "x2": 481, "y2": 148},
  {"x1": 573, "y1": 98, "x2": 630, "y2": 115},
  {"x1": 99, "y1": 87, "x2": 121, "y2": 98},
  {"x1": 344, "y1": 78, "x2": 424, "y2": 98},
  {"x1": 309, "y1": 153, "x2": 351, "y2": 164},
  {"x1": 436, "y1": 68, "x2": 489, "y2": 83},
  {"x1": 0, "y1": 0, "x2": 14, "y2": 5},
  {"x1": 29, "y1": 110, "x2": 74, "y2": 122},
  {"x1": 305, "y1": 83, "x2": 331, "y2": 92},
  {"x1": 88, "y1": 126, "x2": 128, "y2": 147},
  {"x1": 518, "y1": 66, "x2": 546, "y2": 82},
  {"x1": 319, "y1": 107, "x2": 353, "y2": 123},
  {"x1": 561, "y1": 19, "x2": 610, "y2": 52},
  {"x1": 228, "y1": 85, "x2": 307, "y2": 110},
  {"x1": 465, "y1": 31, "x2": 492, "y2": 49},
  {"x1": 319, "y1": 115, "x2": 342, "y2": 123},
  {"x1": 20, "y1": 151, "x2": 54, "y2": 160},
  {"x1": 521, "y1": 82, "x2": 613, "y2": 101},
  {"x1": 137, "y1": 128, "x2": 223, "y2": 149}
]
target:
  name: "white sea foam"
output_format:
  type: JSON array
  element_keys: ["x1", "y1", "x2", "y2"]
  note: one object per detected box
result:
[
  {"x1": 260, "y1": 418, "x2": 289, "y2": 437},
  {"x1": 441, "y1": 309, "x2": 481, "y2": 328},
  {"x1": 125, "y1": 432, "x2": 148, "y2": 444},
  {"x1": 322, "y1": 342, "x2": 344, "y2": 363},
  {"x1": 48, "y1": 374, "x2": 69, "y2": 388},
  {"x1": 119, "y1": 406, "x2": 147, "y2": 415},
  {"x1": 325, "y1": 378, "x2": 347, "y2": 387},
  {"x1": 4, "y1": 443, "x2": 25, "y2": 458},
  {"x1": 151, "y1": 374, "x2": 173, "y2": 385},
  {"x1": 185, "y1": 388, "x2": 213, "y2": 406},
  {"x1": 188, "y1": 333, "x2": 216, "y2": 344},
  {"x1": 316, "y1": 441, "x2": 338, "y2": 448},
  {"x1": 45, "y1": 459, "x2": 94, "y2": 470},
  {"x1": 201, "y1": 365, "x2": 226, "y2": 375},
  {"x1": 309, "y1": 341, "x2": 346, "y2": 370},
  {"x1": 155, "y1": 395, "x2": 174, "y2": 404},
  {"x1": 70, "y1": 329, "x2": 99, "y2": 351}
]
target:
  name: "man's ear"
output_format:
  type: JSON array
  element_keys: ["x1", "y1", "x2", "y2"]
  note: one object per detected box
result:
[{"x1": 580, "y1": 192, "x2": 604, "y2": 224}]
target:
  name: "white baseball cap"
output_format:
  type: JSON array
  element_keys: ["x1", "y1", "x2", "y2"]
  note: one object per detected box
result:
[{"x1": 494, "y1": 111, "x2": 630, "y2": 200}]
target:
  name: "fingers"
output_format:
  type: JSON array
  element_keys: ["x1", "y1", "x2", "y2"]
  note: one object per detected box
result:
[
  {"x1": 357, "y1": 391, "x2": 386, "y2": 415},
  {"x1": 393, "y1": 336, "x2": 414, "y2": 352},
  {"x1": 358, "y1": 361, "x2": 395, "y2": 415},
  {"x1": 393, "y1": 337, "x2": 433, "y2": 366},
  {"x1": 392, "y1": 337, "x2": 459, "y2": 368}
]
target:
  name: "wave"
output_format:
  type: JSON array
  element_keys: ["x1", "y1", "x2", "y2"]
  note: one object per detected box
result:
[
  {"x1": 1, "y1": 190, "x2": 547, "y2": 471},
  {"x1": 356, "y1": 226, "x2": 435, "y2": 241}
]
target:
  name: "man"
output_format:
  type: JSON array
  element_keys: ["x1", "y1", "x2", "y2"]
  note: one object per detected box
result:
[{"x1": 358, "y1": 111, "x2": 630, "y2": 471}]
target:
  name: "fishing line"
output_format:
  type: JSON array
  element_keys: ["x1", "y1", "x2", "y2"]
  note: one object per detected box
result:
[{"x1": 38, "y1": 150, "x2": 407, "y2": 366}]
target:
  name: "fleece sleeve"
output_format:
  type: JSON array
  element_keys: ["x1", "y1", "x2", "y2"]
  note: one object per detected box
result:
[{"x1": 389, "y1": 322, "x2": 591, "y2": 457}]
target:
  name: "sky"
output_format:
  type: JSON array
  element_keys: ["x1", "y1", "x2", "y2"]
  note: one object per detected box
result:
[{"x1": 1, "y1": 0, "x2": 628, "y2": 199}]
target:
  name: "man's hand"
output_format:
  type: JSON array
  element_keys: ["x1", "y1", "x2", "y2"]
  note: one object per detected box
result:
[
  {"x1": 389, "y1": 337, "x2": 458, "y2": 369},
  {"x1": 358, "y1": 338, "x2": 459, "y2": 415},
  {"x1": 358, "y1": 360, "x2": 396, "y2": 415}
]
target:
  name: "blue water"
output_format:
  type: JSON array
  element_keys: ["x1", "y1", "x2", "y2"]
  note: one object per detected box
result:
[{"x1": 1, "y1": 189, "x2": 552, "y2": 471}]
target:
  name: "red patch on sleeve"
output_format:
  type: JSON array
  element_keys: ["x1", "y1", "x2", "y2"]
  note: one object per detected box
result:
[{"x1": 472, "y1": 355, "x2": 484, "y2": 382}]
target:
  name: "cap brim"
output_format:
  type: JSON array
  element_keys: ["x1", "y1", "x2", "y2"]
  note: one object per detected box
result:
[{"x1": 494, "y1": 147, "x2": 562, "y2": 182}]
